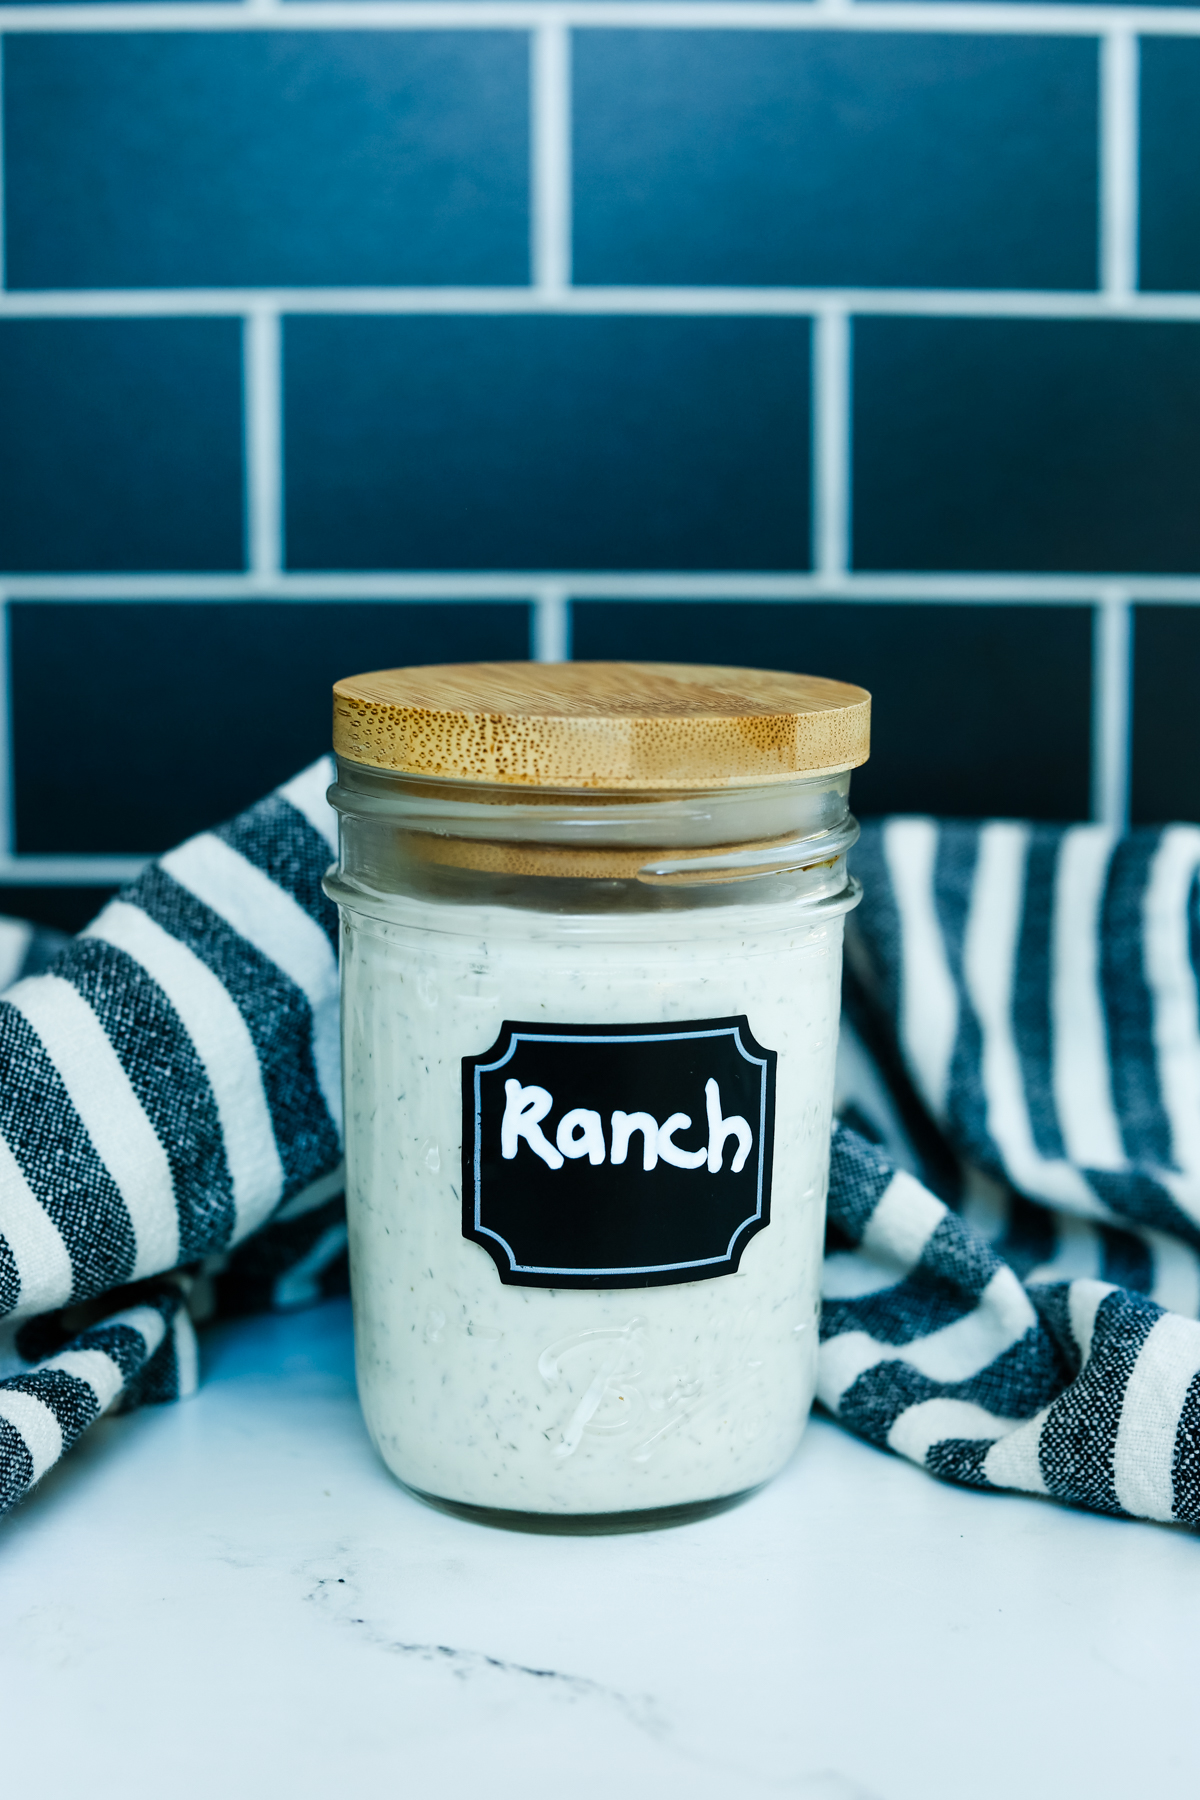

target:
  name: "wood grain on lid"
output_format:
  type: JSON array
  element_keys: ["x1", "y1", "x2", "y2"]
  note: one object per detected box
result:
[{"x1": 332, "y1": 660, "x2": 871, "y2": 790}]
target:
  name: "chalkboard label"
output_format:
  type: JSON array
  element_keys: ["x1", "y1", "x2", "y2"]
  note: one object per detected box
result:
[{"x1": 462, "y1": 1017, "x2": 777, "y2": 1289}]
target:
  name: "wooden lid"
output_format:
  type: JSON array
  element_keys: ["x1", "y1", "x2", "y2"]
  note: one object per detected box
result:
[{"x1": 333, "y1": 661, "x2": 869, "y2": 791}]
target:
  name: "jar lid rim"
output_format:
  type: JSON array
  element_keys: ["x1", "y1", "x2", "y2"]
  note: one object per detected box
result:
[{"x1": 332, "y1": 660, "x2": 871, "y2": 790}]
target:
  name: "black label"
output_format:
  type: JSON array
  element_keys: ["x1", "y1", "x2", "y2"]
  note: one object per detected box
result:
[{"x1": 461, "y1": 1016, "x2": 777, "y2": 1289}]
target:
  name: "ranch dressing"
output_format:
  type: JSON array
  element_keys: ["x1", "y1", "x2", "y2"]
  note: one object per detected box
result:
[{"x1": 325, "y1": 661, "x2": 870, "y2": 1528}]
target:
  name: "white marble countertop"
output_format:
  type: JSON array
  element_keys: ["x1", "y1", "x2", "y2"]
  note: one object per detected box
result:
[{"x1": 3, "y1": 1298, "x2": 1196, "y2": 1800}]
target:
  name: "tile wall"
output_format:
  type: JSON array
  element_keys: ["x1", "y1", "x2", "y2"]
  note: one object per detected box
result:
[{"x1": 2, "y1": 4, "x2": 1199, "y2": 927}]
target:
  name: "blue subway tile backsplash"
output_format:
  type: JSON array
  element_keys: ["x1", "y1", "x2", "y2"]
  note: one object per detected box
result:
[
  {"x1": 1131, "y1": 607, "x2": 1200, "y2": 824},
  {"x1": 0, "y1": 318, "x2": 243, "y2": 573},
  {"x1": 853, "y1": 318, "x2": 1200, "y2": 573},
  {"x1": 574, "y1": 601, "x2": 1092, "y2": 820},
  {"x1": 4, "y1": 33, "x2": 530, "y2": 289},
  {"x1": 0, "y1": 8, "x2": 1197, "y2": 916},
  {"x1": 573, "y1": 33, "x2": 1098, "y2": 290},
  {"x1": 283, "y1": 315, "x2": 811, "y2": 571},
  {"x1": 1138, "y1": 39, "x2": 1200, "y2": 293},
  {"x1": 11, "y1": 601, "x2": 532, "y2": 853}
]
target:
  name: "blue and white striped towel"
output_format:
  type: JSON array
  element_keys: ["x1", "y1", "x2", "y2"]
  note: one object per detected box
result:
[
  {"x1": 0, "y1": 762, "x2": 346, "y2": 1511},
  {"x1": 2, "y1": 773, "x2": 1199, "y2": 1529},
  {"x1": 831, "y1": 821, "x2": 1200, "y2": 1524}
]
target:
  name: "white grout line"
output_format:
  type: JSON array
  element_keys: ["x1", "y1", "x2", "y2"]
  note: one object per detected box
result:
[
  {"x1": 0, "y1": 855, "x2": 150, "y2": 885},
  {"x1": 0, "y1": 579, "x2": 545, "y2": 600},
  {"x1": 0, "y1": 595, "x2": 12, "y2": 863},
  {"x1": 3, "y1": 572, "x2": 1200, "y2": 601},
  {"x1": 1100, "y1": 29, "x2": 1139, "y2": 303},
  {"x1": 1091, "y1": 587, "x2": 1132, "y2": 830},
  {"x1": 813, "y1": 308, "x2": 851, "y2": 584},
  {"x1": 531, "y1": 15, "x2": 571, "y2": 294},
  {"x1": 244, "y1": 307, "x2": 283, "y2": 580},
  {"x1": 7, "y1": 286, "x2": 1200, "y2": 320},
  {"x1": 532, "y1": 584, "x2": 572, "y2": 659},
  {"x1": 6, "y1": 4, "x2": 1200, "y2": 37}
]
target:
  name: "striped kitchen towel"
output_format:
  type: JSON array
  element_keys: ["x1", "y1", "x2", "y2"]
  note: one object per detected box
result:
[
  {"x1": 0, "y1": 761, "x2": 347, "y2": 1515},
  {"x1": 2, "y1": 777, "x2": 1200, "y2": 1530},
  {"x1": 829, "y1": 820, "x2": 1200, "y2": 1524}
]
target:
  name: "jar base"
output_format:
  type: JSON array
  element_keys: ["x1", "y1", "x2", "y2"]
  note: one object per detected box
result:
[{"x1": 401, "y1": 1481, "x2": 764, "y2": 1536}]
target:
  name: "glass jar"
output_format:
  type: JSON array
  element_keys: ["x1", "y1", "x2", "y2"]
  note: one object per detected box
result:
[{"x1": 324, "y1": 661, "x2": 869, "y2": 1531}]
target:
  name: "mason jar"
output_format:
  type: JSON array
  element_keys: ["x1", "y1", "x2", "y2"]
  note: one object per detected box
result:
[{"x1": 323, "y1": 661, "x2": 870, "y2": 1531}]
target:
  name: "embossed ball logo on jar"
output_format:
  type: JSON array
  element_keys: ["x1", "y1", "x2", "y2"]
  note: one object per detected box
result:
[{"x1": 462, "y1": 1017, "x2": 778, "y2": 1288}]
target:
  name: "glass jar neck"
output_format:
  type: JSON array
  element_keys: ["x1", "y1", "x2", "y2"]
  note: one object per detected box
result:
[
  {"x1": 331, "y1": 759, "x2": 850, "y2": 844},
  {"x1": 327, "y1": 758, "x2": 860, "y2": 915}
]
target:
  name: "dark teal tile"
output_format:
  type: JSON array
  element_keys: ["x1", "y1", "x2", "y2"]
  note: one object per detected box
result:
[
  {"x1": 0, "y1": 319, "x2": 243, "y2": 574},
  {"x1": 573, "y1": 600, "x2": 1092, "y2": 820},
  {"x1": 1131, "y1": 607, "x2": 1200, "y2": 823},
  {"x1": 0, "y1": 891, "x2": 118, "y2": 935},
  {"x1": 5, "y1": 33, "x2": 529, "y2": 289},
  {"x1": 573, "y1": 32, "x2": 1098, "y2": 290},
  {"x1": 11, "y1": 601, "x2": 531, "y2": 853},
  {"x1": 853, "y1": 319, "x2": 1200, "y2": 574},
  {"x1": 1140, "y1": 40, "x2": 1200, "y2": 294},
  {"x1": 284, "y1": 315, "x2": 810, "y2": 572}
]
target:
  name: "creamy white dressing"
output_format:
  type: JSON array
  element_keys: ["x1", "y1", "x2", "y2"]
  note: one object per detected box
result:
[{"x1": 340, "y1": 891, "x2": 844, "y2": 1517}]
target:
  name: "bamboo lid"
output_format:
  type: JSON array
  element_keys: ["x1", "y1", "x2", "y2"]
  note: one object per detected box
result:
[{"x1": 332, "y1": 660, "x2": 870, "y2": 791}]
